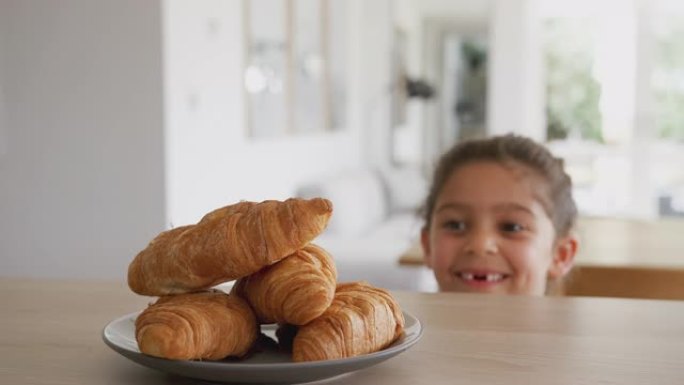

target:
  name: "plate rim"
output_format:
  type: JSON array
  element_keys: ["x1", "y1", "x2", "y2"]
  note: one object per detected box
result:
[{"x1": 102, "y1": 309, "x2": 423, "y2": 370}]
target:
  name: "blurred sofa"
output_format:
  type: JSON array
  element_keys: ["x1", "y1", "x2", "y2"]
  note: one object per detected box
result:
[{"x1": 296, "y1": 167, "x2": 437, "y2": 292}]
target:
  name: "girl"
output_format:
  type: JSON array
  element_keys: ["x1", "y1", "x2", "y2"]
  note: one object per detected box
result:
[{"x1": 421, "y1": 134, "x2": 579, "y2": 295}]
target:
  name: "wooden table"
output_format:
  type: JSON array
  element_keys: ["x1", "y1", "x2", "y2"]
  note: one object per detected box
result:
[
  {"x1": 2, "y1": 278, "x2": 684, "y2": 384},
  {"x1": 398, "y1": 217, "x2": 684, "y2": 300}
]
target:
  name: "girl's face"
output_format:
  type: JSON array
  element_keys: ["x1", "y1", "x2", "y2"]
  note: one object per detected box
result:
[{"x1": 421, "y1": 161, "x2": 577, "y2": 296}]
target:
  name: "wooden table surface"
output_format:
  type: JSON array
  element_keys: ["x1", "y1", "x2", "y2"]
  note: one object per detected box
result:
[{"x1": 2, "y1": 278, "x2": 684, "y2": 385}]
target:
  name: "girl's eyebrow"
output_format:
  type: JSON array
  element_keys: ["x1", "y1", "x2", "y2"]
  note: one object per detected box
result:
[
  {"x1": 435, "y1": 202, "x2": 535, "y2": 216},
  {"x1": 493, "y1": 203, "x2": 534, "y2": 215},
  {"x1": 435, "y1": 202, "x2": 469, "y2": 213}
]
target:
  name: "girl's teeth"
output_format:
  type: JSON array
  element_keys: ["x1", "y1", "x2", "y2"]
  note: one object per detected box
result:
[
  {"x1": 459, "y1": 273, "x2": 505, "y2": 282},
  {"x1": 486, "y1": 274, "x2": 502, "y2": 282}
]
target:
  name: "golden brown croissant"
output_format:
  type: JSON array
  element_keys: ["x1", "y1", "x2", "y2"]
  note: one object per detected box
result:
[
  {"x1": 135, "y1": 291, "x2": 258, "y2": 360},
  {"x1": 128, "y1": 198, "x2": 333, "y2": 296},
  {"x1": 232, "y1": 244, "x2": 337, "y2": 325},
  {"x1": 292, "y1": 281, "x2": 405, "y2": 362}
]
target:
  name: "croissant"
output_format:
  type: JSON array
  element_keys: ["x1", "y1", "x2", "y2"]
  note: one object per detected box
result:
[
  {"x1": 292, "y1": 281, "x2": 405, "y2": 362},
  {"x1": 128, "y1": 198, "x2": 333, "y2": 296},
  {"x1": 135, "y1": 291, "x2": 257, "y2": 360},
  {"x1": 232, "y1": 244, "x2": 337, "y2": 325}
]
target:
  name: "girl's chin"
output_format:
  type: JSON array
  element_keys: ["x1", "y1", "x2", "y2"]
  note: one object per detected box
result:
[{"x1": 439, "y1": 282, "x2": 507, "y2": 294}]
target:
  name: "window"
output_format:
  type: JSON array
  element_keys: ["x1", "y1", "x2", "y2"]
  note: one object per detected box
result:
[{"x1": 542, "y1": 0, "x2": 684, "y2": 219}]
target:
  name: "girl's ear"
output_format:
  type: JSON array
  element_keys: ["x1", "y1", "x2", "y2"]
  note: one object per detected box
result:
[
  {"x1": 548, "y1": 233, "x2": 579, "y2": 279},
  {"x1": 421, "y1": 228, "x2": 433, "y2": 268}
]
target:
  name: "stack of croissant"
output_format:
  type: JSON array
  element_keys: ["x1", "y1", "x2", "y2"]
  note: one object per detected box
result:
[{"x1": 127, "y1": 198, "x2": 405, "y2": 362}]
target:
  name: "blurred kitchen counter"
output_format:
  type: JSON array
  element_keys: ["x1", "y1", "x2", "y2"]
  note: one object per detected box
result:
[{"x1": 398, "y1": 217, "x2": 684, "y2": 300}]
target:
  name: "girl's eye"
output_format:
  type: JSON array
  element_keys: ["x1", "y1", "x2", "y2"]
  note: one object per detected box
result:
[
  {"x1": 500, "y1": 222, "x2": 525, "y2": 233},
  {"x1": 443, "y1": 220, "x2": 466, "y2": 232}
]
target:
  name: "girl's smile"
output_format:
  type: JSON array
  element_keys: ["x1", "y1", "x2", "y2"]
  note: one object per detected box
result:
[{"x1": 453, "y1": 269, "x2": 512, "y2": 291}]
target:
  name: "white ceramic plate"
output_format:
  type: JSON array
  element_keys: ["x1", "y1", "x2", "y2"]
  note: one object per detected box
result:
[{"x1": 102, "y1": 311, "x2": 423, "y2": 384}]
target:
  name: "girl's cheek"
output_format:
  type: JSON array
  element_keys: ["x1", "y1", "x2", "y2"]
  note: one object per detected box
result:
[
  {"x1": 431, "y1": 248, "x2": 450, "y2": 269},
  {"x1": 504, "y1": 241, "x2": 542, "y2": 271},
  {"x1": 432, "y1": 238, "x2": 461, "y2": 267}
]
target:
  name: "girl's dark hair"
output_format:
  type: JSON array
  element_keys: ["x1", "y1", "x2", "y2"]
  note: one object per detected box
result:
[{"x1": 422, "y1": 134, "x2": 577, "y2": 238}]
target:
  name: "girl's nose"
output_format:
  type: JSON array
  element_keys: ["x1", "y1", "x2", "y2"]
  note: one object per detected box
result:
[{"x1": 464, "y1": 227, "x2": 498, "y2": 256}]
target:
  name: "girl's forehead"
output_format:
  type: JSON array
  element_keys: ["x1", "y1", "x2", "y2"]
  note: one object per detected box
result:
[
  {"x1": 440, "y1": 161, "x2": 551, "y2": 206},
  {"x1": 448, "y1": 160, "x2": 543, "y2": 184}
]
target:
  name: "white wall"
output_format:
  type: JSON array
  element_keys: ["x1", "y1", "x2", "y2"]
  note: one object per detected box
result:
[
  {"x1": 0, "y1": 0, "x2": 390, "y2": 279},
  {"x1": 162, "y1": 0, "x2": 370, "y2": 225},
  {"x1": 0, "y1": 1, "x2": 166, "y2": 279},
  {"x1": 0, "y1": 6, "x2": 7, "y2": 157},
  {"x1": 488, "y1": 0, "x2": 545, "y2": 140}
]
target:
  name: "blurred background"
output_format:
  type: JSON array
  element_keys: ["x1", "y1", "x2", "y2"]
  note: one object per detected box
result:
[{"x1": 1, "y1": 0, "x2": 683, "y2": 298}]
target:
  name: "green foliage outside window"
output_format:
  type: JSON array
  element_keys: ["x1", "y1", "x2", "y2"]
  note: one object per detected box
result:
[
  {"x1": 544, "y1": 19, "x2": 603, "y2": 142},
  {"x1": 654, "y1": 17, "x2": 684, "y2": 142}
]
